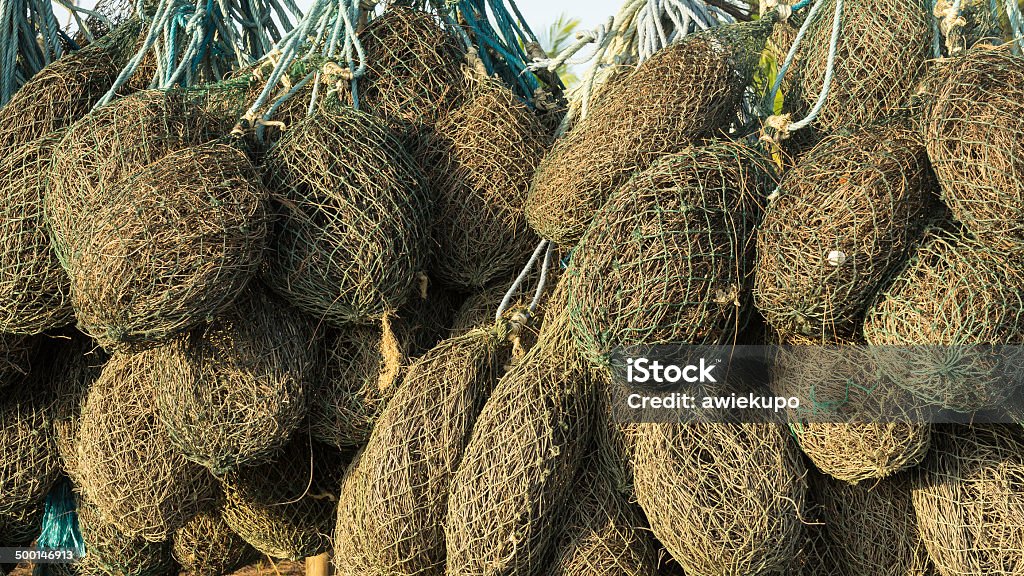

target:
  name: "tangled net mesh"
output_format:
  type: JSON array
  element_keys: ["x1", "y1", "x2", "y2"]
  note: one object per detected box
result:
[
  {"x1": 333, "y1": 327, "x2": 513, "y2": 575},
  {"x1": 527, "y1": 18, "x2": 774, "y2": 246},
  {"x1": 43, "y1": 330, "x2": 107, "y2": 476},
  {"x1": 74, "y1": 351, "x2": 218, "y2": 542},
  {"x1": 0, "y1": 334, "x2": 35, "y2": 385},
  {"x1": 421, "y1": 77, "x2": 547, "y2": 290},
  {"x1": 566, "y1": 142, "x2": 774, "y2": 366},
  {"x1": 811, "y1": 471, "x2": 934, "y2": 576},
  {"x1": 0, "y1": 502, "x2": 44, "y2": 548},
  {"x1": 151, "y1": 286, "x2": 319, "y2": 474},
  {"x1": 172, "y1": 510, "x2": 258, "y2": 576},
  {"x1": 754, "y1": 122, "x2": 938, "y2": 340},
  {"x1": 73, "y1": 495, "x2": 179, "y2": 576},
  {"x1": 913, "y1": 425, "x2": 1024, "y2": 576},
  {"x1": 0, "y1": 374, "x2": 62, "y2": 521},
  {"x1": 445, "y1": 311, "x2": 594, "y2": 576},
  {"x1": 923, "y1": 47, "x2": 1024, "y2": 249},
  {"x1": 862, "y1": 227, "x2": 1024, "y2": 412},
  {"x1": 632, "y1": 423, "x2": 808, "y2": 576},
  {"x1": 262, "y1": 110, "x2": 431, "y2": 327},
  {"x1": 797, "y1": 0, "x2": 931, "y2": 132},
  {"x1": 220, "y1": 436, "x2": 343, "y2": 560}
]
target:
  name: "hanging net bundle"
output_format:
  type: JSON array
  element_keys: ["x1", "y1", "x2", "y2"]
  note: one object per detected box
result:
[
  {"x1": 333, "y1": 327, "x2": 513, "y2": 575},
  {"x1": 261, "y1": 109, "x2": 431, "y2": 326},
  {"x1": 172, "y1": 510, "x2": 259, "y2": 576},
  {"x1": 566, "y1": 142, "x2": 774, "y2": 367},
  {"x1": 754, "y1": 122, "x2": 938, "y2": 340},
  {"x1": 72, "y1": 496, "x2": 179, "y2": 576},
  {"x1": 527, "y1": 17, "x2": 774, "y2": 247},
  {"x1": 150, "y1": 286, "x2": 320, "y2": 474}
]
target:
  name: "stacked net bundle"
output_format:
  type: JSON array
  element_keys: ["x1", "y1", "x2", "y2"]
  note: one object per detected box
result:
[
  {"x1": 262, "y1": 110, "x2": 432, "y2": 326},
  {"x1": 308, "y1": 319, "x2": 410, "y2": 451},
  {"x1": 635, "y1": 423, "x2": 808, "y2": 576},
  {"x1": 74, "y1": 351, "x2": 218, "y2": 542},
  {"x1": 811, "y1": 471, "x2": 935, "y2": 576},
  {"x1": 0, "y1": 334, "x2": 35, "y2": 385},
  {"x1": 567, "y1": 142, "x2": 774, "y2": 366},
  {"x1": 796, "y1": 0, "x2": 932, "y2": 132},
  {"x1": 74, "y1": 496, "x2": 179, "y2": 576},
  {"x1": 862, "y1": 227, "x2": 1024, "y2": 412},
  {"x1": 333, "y1": 327, "x2": 513, "y2": 575},
  {"x1": 445, "y1": 307, "x2": 594, "y2": 576},
  {"x1": 220, "y1": 437, "x2": 344, "y2": 560},
  {"x1": 923, "y1": 47, "x2": 1024, "y2": 249},
  {"x1": 527, "y1": 18, "x2": 774, "y2": 246},
  {"x1": 151, "y1": 286, "x2": 320, "y2": 473},
  {"x1": 47, "y1": 139, "x2": 269, "y2": 349},
  {"x1": 422, "y1": 78, "x2": 547, "y2": 290},
  {"x1": 913, "y1": 425, "x2": 1024, "y2": 575},
  {"x1": 0, "y1": 132, "x2": 74, "y2": 335},
  {"x1": 0, "y1": 377, "x2": 62, "y2": 530},
  {"x1": 754, "y1": 123, "x2": 938, "y2": 340},
  {"x1": 173, "y1": 510, "x2": 259, "y2": 576}
]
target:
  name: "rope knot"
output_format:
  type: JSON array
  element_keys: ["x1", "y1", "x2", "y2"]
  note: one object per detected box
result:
[{"x1": 761, "y1": 113, "x2": 793, "y2": 144}]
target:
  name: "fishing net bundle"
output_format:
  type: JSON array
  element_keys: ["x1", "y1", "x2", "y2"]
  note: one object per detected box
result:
[
  {"x1": 262, "y1": 109, "x2": 431, "y2": 327},
  {"x1": 444, "y1": 307, "x2": 594, "y2": 576},
  {"x1": 0, "y1": 376, "x2": 62, "y2": 528},
  {"x1": 922, "y1": 47, "x2": 1024, "y2": 249},
  {"x1": 810, "y1": 471, "x2": 935, "y2": 576},
  {"x1": 632, "y1": 422, "x2": 808, "y2": 576},
  {"x1": 333, "y1": 327, "x2": 513, "y2": 575},
  {"x1": 72, "y1": 496, "x2": 179, "y2": 576},
  {"x1": 0, "y1": 333, "x2": 34, "y2": 386},
  {"x1": 74, "y1": 351, "x2": 218, "y2": 542},
  {"x1": 0, "y1": 502, "x2": 44, "y2": 547},
  {"x1": 792, "y1": 0, "x2": 931, "y2": 133},
  {"x1": 754, "y1": 123, "x2": 938, "y2": 340},
  {"x1": 526, "y1": 17, "x2": 774, "y2": 247},
  {"x1": 566, "y1": 142, "x2": 774, "y2": 367},
  {"x1": 172, "y1": 510, "x2": 259, "y2": 576},
  {"x1": 220, "y1": 436, "x2": 343, "y2": 560},
  {"x1": 150, "y1": 286, "x2": 320, "y2": 474},
  {"x1": 912, "y1": 425, "x2": 1024, "y2": 576},
  {"x1": 862, "y1": 227, "x2": 1024, "y2": 412},
  {"x1": 421, "y1": 77, "x2": 548, "y2": 291}
]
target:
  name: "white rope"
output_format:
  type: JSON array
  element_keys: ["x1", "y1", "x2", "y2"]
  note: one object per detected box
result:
[
  {"x1": 496, "y1": 240, "x2": 549, "y2": 322},
  {"x1": 786, "y1": 0, "x2": 841, "y2": 131}
]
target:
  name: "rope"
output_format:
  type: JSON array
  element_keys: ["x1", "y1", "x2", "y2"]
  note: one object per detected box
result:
[
  {"x1": 933, "y1": 0, "x2": 965, "y2": 55},
  {"x1": 496, "y1": 239, "x2": 549, "y2": 322},
  {"x1": 0, "y1": 0, "x2": 67, "y2": 106}
]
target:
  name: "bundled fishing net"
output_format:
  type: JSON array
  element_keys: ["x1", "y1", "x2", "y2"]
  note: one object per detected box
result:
[
  {"x1": 923, "y1": 47, "x2": 1024, "y2": 248},
  {"x1": 913, "y1": 425, "x2": 1024, "y2": 575},
  {"x1": 422, "y1": 78, "x2": 547, "y2": 290},
  {"x1": 567, "y1": 142, "x2": 773, "y2": 366},
  {"x1": 754, "y1": 123, "x2": 938, "y2": 340},
  {"x1": 0, "y1": 502, "x2": 43, "y2": 547},
  {"x1": 74, "y1": 351, "x2": 218, "y2": 542},
  {"x1": 0, "y1": 333, "x2": 34, "y2": 385},
  {"x1": 173, "y1": 511, "x2": 258, "y2": 576},
  {"x1": 862, "y1": 227, "x2": 1024, "y2": 412},
  {"x1": 633, "y1": 423, "x2": 808, "y2": 576},
  {"x1": 48, "y1": 139, "x2": 268, "y2": 349},
  {"x1": 151, "y1": 286, "x2": 319, "y2": 473},
  {"x1": 0, "y1": 377, "x2": 62, "y2": 524},
  {"x1": 262, "y1": 110, "x2": 431, "y2": 326},
  {"x1": 74, "y1": 496, "x2": 179, "y2": 576},
  {"x1": 527, "y1": 18, "x2": 774, "y2": 246},
  {"x1": 220, "y1": 437, "x2": 343, "y2": 560},
  {"x1": 811, "y1": 471, "x2": 934, "y2": 576},
  {"x1": 790, "y1": 0, "x2": 931, "y2": 133},
  {"x1": 445, "y1": 306, "x2": 594, "y2": 576},
  {"x1": 333, "y1": 327, "x2": 513, "y2": 575}
]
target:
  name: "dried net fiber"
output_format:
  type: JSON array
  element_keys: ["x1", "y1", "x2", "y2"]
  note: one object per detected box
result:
[
  {"x1": 546, "y1": 459, "x2": 659, "y2": 576},
  {"x1": 43, "y1": 330, "x2": 107, "y2": 476},
  {"x1": 527, "y1": 18, "x2": 774, "y2": 247},
  {"x1": 772, "y1": 336, "x2": 932, "y2": 484},
  {"x1": 0, "y1": 503, "x2": 44, "y2": 548},
  {"x1": 567, "y1": 142, "x2": 774, "y2": 367},
  {"x1": 862, "y1": 226, "x2": 1024, "y2": 412},
  {"x1": 47, "y1": 92, "x2": 268, "y2": 349},
  {"x1": 422, "y1": 77, "x2": 547, "y2": 290},
  {"x1": 912, "y1": 425, "x2": 1024, "y2": 576},
  {"x1": 808, "y1": 471, "x2": 935, "y2": 576},
  {"x1": 632, "y1": 423, "x2": 808, "y2": 576},
  {"x1": 754, "y1": 122, "x2": 938, "y2": 340},
  {"x1": 445, "y1": 305, "x2": 594, "y2": 576},
  {"x1": 74, "y1": 351, "x2": 218, "y2": 542},
  {"x1": 70, "y1": 495, "x2": 179, "y2": 576},
  {"x1": 150, "y1": 285, "x2": 320, "y2": 474},
  {"x1": 262, "y1": 109, "x2": 432, "y2": 327},
  {"x1": 0, "y1": 132, "x2": 75, "y2": 335},
  {"x1": 796, "y1": 0, "x2": 932, "y2": 132},
  {"x1": 923, "y1": 46, "x2": 1024, "y2": 249},
  {"x1": 172, "y1": 510, "x2": 259, "y2": 576},
  {"x1": 0, "y1": 373, "x2": 62, "y2": 527},
  {"x1": 220, "y1": 436, "x2": 344, "y2": 560},
  {"x1": 0, "y1": 333, "x2": 35, "y2": 386},
  {"x1": 333, "y1": 327, "x2": 514, "y2": 576}
]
